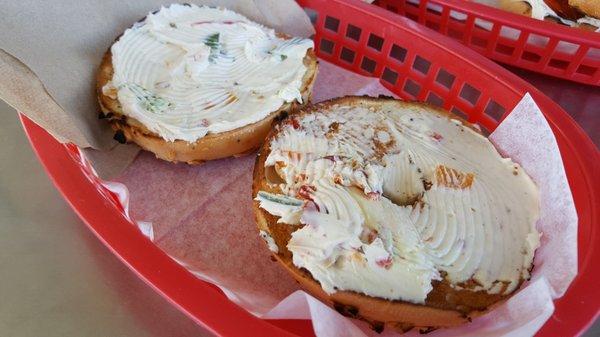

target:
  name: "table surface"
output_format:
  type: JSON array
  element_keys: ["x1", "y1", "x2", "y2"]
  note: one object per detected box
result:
[{"x1": 0, "y1": 66, "x2": 598, "y2": 336}]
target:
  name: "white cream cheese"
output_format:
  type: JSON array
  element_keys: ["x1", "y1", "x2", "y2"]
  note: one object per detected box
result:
[
  {"x1": 106, "y1": 4, "x2": 313, "y2": 142},
  {"x1": 577, "y1": 16, "x2": 600, "y2": 29},
  {"x1": 515, "y1": 0, "x2": 600, "y2": 29},
  {"x1": 259, "y1": 230, "x2": 279, "y2": 253},
  {"x1": 256, "y1": 102, "x2": 540, "y2": 304}
]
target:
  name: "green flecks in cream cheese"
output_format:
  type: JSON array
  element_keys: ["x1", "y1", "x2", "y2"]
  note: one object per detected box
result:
[
  {"x1": 257, "y1": 191, "x2": 303, "y2": 206},
  {"x1": 108, "y1": 4, "x2": 313, "y2": 142},
  {"x1": 122, "y1": 83, "x2": 173, "y2": 114},
  {"x1": 204, "y1": 32, "x2": 221, "y2": 63}
]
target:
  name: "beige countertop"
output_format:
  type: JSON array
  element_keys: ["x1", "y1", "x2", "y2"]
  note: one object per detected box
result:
[{"x1": 0, "y1": 89, "x2": 597, "y2": 336}]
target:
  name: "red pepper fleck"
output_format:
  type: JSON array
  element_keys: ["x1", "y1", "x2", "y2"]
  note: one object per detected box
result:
[
  {"x1": 298, "y1": 185, "x2": 317, "y2": 201},
  {"x1": 432, "y1": 132, "x2": 443, "y2": 141},
  {"x1": 290, "y1": 118, "x2": 300, "y2": 129},
  {"x1": 376, "y1": 256, "x2": 393, "y2": 269},
  {"x1": 366, "y1": 192, "x2": 380, "y2": 200}
]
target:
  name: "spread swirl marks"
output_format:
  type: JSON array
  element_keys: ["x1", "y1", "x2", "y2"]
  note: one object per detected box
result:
[
  {"x1": 257, "y1": 102, "x2": 540, "y2": 303},
  {"x1": 107, "y1": 4, "x2": 313, "y2": 142}
]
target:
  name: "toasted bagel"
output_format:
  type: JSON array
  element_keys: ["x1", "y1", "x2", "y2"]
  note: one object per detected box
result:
[
  {"x1": 252, "y1": 97, "x2": 539, "y2": 332},
  {"x1": 569, "y1": 0, "x2": 600, "y2": 18},
  {"x1": 96, "y1": 5, "x2": 318, "y2": 164},
  {"x1": 499, "y1": 0, "x2": 599, "y2": 30}
]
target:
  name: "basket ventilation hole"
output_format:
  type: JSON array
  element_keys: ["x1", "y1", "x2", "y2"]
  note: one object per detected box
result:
[
  {"x1": 325, "y1": 16, "x2": 340, "y2": 32},
  {"x1": 361, "y1": 57, "x2": 377, "y2": 74},
  {"x1": 319, "y1": 39, "x2": 334, "y2": 54},
  {"x1": 587, "y1": 48, "x2": 600, "y2": 59},
  {"x1": 451, "y1": 107, "x2": 468, "y2": 120},
  {"x1": 426, "y1": 92, "x2": 444, "y2": 107},
  {"x1": 406, "y1": 12, "x2": 419, "y2": 21},
  {"x1": 474, "y1": 18, "x2": 493, "y2": 30},
  {"x1": 526, "y1": 34, "x2": 549, "y2": 47},
  {"x1": 390, "y1": 44, "x2": 407, "y2": 63},
  {"x1": 448, "y1": 28, "x2": 464, "y2": 40},
  {"x1": 576, "y1": 64, "x2": 596, "y2": 77},
  {"x1": 499, "y1": 26, "x2": 521, "y2": 41},
  {"x1": 459, "y1": 83, "x2": 481, "y2": 106},
  {"x1": 435, "y1": 69, "x2": 456, "y2": 90},
  {"x1": 471, "y1": 36, "x2": 487, "y2": 48},
  {"x1": 425, "y1": 21, "x2": 441, "y2": 31},
  {"x1": 426, "y1": 5, "x2": 442, "y2": 15},
  {"x1": 556, "y1": 40, "x2": 579, "y2": 55},
  {"x1": 522, "y1": 51, "x2": 541, "y2": 63},
  {"x1": 386, "y1": 5, "x2": 398, "y2": 12},
  {"x1": 496, "y1": 44, "x2": 515, "y2": 56},
  {"x1": 404, "y1": 79, "x2": 421, "y2": 98},
  {"x1": 382, "y1": 67, "x2": 399, "y2": 85},
  {"x1": 368, "y1": 33, "x2": 384, "y2": 51},
  {"x1": 406, "y1": 0, "x2": 420, "y2": 10},
  {"x1": 484, "y1": 100, "x2": 506, "y2": 122},
  {"x1": 341, "y1": 47, "x2": 356, "y2": 64},
  {"x1": 346, "y1": 24, "x2": 361, "y2": 41},
  {"x1": 449, "y1": 9, "x2": 468, "y2": 21},
  {"x1": 549, "y1": 59, "x2": 569, "y2": 70},
  {"x1": 413, "y1": 56, "x2": 431, "y2": 75}
]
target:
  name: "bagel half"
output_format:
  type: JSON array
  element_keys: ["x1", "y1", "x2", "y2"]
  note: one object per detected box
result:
[
  {"x1": 499, "y1": 0, "x2": 599, "y2": 30},
  {"x1": 569, "y1": 0, "x2": 600, "y2": 18},
  {"x1": 252, "y1": 96, "x2": 539, "y2": 333},
  {"x1": 96, "y1": 5, "x2": 318, "y2": 164}
]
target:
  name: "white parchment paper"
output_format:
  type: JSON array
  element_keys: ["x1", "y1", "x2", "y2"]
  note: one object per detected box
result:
[{"x1": 104, "y1": 60, "x2": 577, "y2": 336}]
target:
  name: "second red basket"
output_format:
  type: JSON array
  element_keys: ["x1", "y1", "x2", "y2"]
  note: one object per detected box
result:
[{"x1": 373, "y1": 0, "x2": 600, "y2": 86}]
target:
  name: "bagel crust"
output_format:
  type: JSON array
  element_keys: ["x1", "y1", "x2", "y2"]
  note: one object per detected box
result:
[
  {"x1": 252, "y1": 97, "x2": 534, "y2": 333},
  {"x1": 569, "y1": 0, "x2": 600, "y2": 18},
  {"x1": 96, "y1": 10, "x2": 318, "y2": 164},
  {"x1": 499, "y1": 0, "x2": 599, "y2": 30}
]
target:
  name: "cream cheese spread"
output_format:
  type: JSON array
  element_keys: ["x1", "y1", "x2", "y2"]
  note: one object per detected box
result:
[
  {"x1": 105, "y1": 4, "x2": 313, "y2": 142},
  {"x1": 515, "y1": 0, "x2": 600, "y2": 29},
  {"x1": 259, "y1": 230, "x2": 279, "y2": 253},
  {"x1": 256, "y1": 101, "x2": 540, "y2": 304}
]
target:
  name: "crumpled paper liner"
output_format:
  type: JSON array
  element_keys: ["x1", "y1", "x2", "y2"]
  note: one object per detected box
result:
[
  {"x1": 0, "y1": 0, "x2": 313, "y2": 178},
  {"x1": 103, "y1": 60, "x2": 577, "y2": 336}
]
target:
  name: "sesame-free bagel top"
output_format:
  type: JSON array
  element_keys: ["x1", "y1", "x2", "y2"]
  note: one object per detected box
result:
[
  {"x1": 102, "y1": 4, "x2": 314, "y2": 143},
  {"x1": 253, "y1": 97, "x2": 540, "y2": 324}
]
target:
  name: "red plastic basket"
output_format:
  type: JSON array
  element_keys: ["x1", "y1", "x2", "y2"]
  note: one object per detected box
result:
[
  {"x1": 373, "y1": 0, "x2": 600, "y2": 86},
  {"x1": 19, "y1": 0, "x2": 599, "y2": 336}
]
